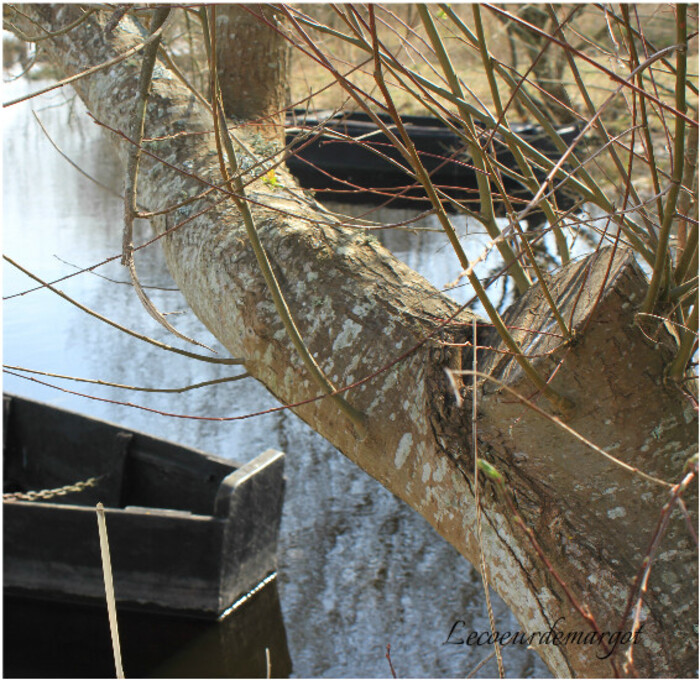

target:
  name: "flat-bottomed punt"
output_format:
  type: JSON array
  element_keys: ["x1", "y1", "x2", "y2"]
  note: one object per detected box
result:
[
  {"x1": 285, "y1": 109, "x2": 580, "y2": 222},
  {"x1": 3, "y1": 394, "x2": 285, "y2": 619}
]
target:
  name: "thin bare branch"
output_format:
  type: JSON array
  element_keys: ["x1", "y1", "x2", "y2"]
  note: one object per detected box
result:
[
  {"x1": 4, "y1": 365, "x2": 250, "y2": 394},
  {"x1": 4, "y1": 255, "x2": 243, "y2": 365},
  {"x1": 3, "y1": 27, "x2": 166, "y2": 108}
]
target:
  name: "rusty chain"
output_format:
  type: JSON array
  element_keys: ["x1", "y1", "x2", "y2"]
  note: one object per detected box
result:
[{"x1": 3, "y1": 476, "x2": 103, "y2": 502}]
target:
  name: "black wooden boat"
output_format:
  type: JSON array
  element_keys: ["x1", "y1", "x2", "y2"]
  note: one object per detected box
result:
[
  {"x1": 3, "y1": 394, "x2": 285, "y2": 619},
  {"x1": 285, "y1": 109, "x2": 580, "y2": 222}
]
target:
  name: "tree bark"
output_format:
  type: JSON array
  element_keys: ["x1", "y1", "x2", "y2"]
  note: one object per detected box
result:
[
  {"x1": 8, "y1": 6, "x2": 697, "y2": 677},
  {"x1": 214, "y1": 4, "x2": 291, "y2": 142}
]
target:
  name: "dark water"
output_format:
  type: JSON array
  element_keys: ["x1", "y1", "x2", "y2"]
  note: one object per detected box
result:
[
  {"x1": 4, "y1": 585, "x2": 291, "y2": 678},
  {"x1": 3, "y1": 77, "x2": 550, "y2": 678}
]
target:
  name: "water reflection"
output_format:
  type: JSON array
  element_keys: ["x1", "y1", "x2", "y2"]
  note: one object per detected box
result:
[
  {"x1": 3, "y1": 78, "x2": 550, "y2": 678},
  {"x1": 5, "y1": 581, "x2": 291, "y2": 678}
]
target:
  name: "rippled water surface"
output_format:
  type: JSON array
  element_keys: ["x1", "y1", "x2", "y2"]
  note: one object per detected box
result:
[{"x1": 3, "y1": 77, "x2": 550, "y2": 678}]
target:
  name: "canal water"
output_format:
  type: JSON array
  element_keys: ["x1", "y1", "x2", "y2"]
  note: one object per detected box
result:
[{"x1": 3, "y1": 76, "x2": 550, "y2": 678}]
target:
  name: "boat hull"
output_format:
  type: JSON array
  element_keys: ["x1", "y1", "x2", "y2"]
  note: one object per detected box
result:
[
  {"x1": 3, "y1": 394, "x2": 285, "y2": 619},
  {"x1": 285, "y1": 110, "x2": 580, "y2": 223}
]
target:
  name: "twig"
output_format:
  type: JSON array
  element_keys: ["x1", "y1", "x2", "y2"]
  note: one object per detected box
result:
[
  {"x1": 515, "y1": 45, "x2": 681, "y2": 239},
  {"x1": 642, "y1": 5, "x2": 688, "y2": 314},
  {"x1": 128, "y1": 258, "x2": 215, "y2": 351},
  {"x1": 3, "y1": 364, "x2": 250, "y2": 394},
  {"x1": 417, "y1": 6, "x2": 533, "y2": 295},
  {"x1": 53, "y1": 255, "x2": 178, "y2": 291},
  {"x1": 4, "y1": 255, "x2": 243, "y2": 365},
  {"x1": 471, "y1": 316, "x2": 505, "y2": 677},
  {"x1": 484, "y1": 4, "x2": 697, "y2": 126},
  {"x1": 385, "y1": 643, "x2": 397, "y2": 679},
  {"x1": 4, "y1": 44, "x2": 40, "y2": 83},
  {"x1": 668, "y1": 293, "x2": 699, "y2": 381},
  {"x1": 556, "y1": 9, "x2": 660, "y2": 246},
  {"x1": 438, "y1": 5, "x2": 659, "y2": 262},
  {"x1": 34, "y1": 111, "x2": 217, "y2": 224},
  {"x1": 33, "y1": 111, "x2": 123, "y2": 200},
  {"x1": 675, "y1": 221, "x2": 698, "y2": 286},
  {"x1": 466, "y1": 649, "x2": 497, "y2": 678},
  {"x1": 4, "y1": 188, "x2": 227, "y2": 302},
  {"x1": 601, "y1": 4, "x2": 698, "y2": 97},
  {"x1": 3, "y1": 27, "x2": 166, "y2": 108},
  {"x1": 621, "y1": 6, "x2": 665, "y2": 230},
  {"x1": 157, "y1": 42, "x2": 211, "y2": 112},
  {"x1": 472, "y1": 3, "x2": 571, "y2": 265},
  {"x1": 4, "y1": 6, "x2": 98, "y2": 43},
  {"x1": 287, "y1": 6, "x2": 596, "y2": 203},
  {"x1": 287, "y1": 5, "x2": 573, "y2": 414},
  {"x1": 104, "y1": 5, "x2": 131, "y2": 35},
  {"x1": 618, "y1": 463, "x2": 697, "y2": 672},
  {"x1": 120, "y1": 7, "x2": 210, "y2": 350}
]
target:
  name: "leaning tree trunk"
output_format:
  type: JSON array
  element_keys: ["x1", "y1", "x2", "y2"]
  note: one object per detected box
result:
[{"x1": 7, "y1": 6, "x2": 697, "y2": 677}]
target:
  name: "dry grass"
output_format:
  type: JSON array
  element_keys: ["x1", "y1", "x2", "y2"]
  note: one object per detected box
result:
[{"x1": 284, "y1": 4, "x2": 694, "y2": 119}]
